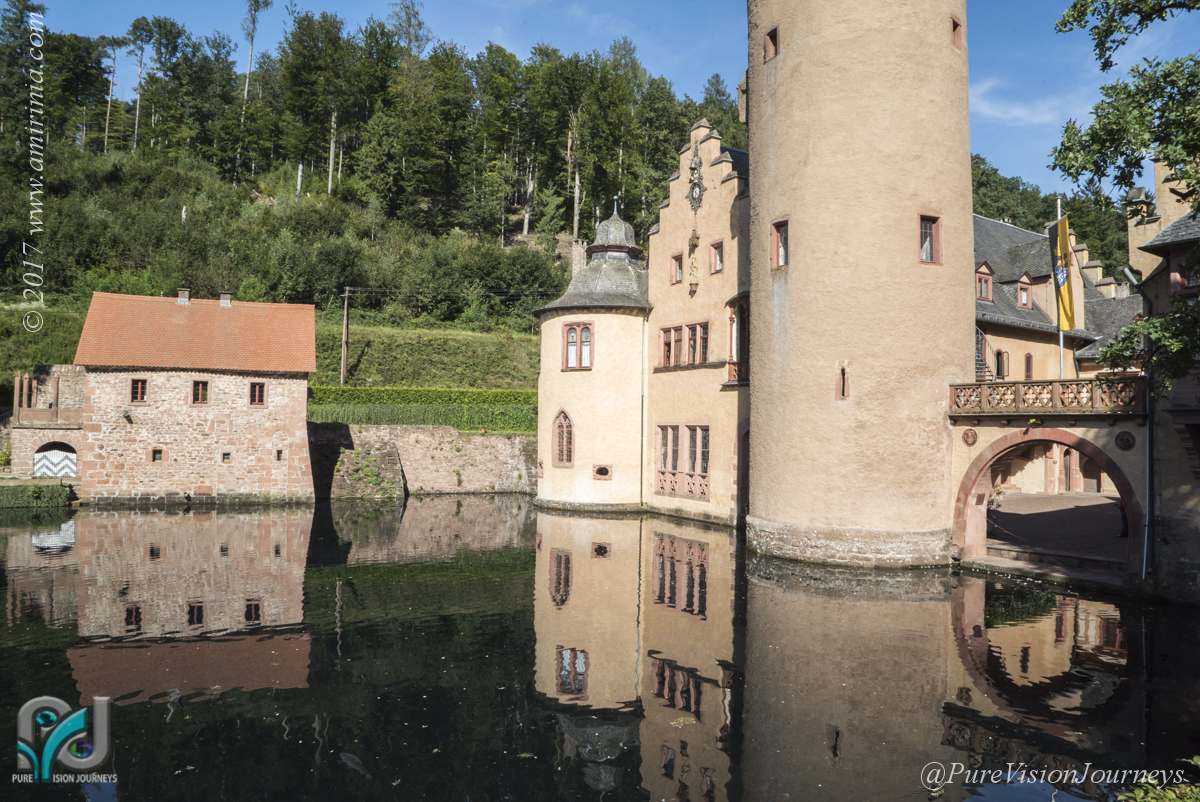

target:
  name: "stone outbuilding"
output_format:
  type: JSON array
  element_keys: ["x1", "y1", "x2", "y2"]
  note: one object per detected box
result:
[{"x1": 12, "y1": 290, "x2": 318, "y2": 502}]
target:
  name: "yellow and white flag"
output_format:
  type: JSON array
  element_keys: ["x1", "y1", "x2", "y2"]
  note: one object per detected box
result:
[{"x1": 1048, "y1": 217, "x2": 1076, "y2": 331}]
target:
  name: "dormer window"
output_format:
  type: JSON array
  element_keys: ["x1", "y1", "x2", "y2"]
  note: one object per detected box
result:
[
  {"x1": 1017, "y1": 277, "x2": 1032, "y2": 309},
  {"x1": 976, "y1": 267, "x2": 993, "y2": 301}
]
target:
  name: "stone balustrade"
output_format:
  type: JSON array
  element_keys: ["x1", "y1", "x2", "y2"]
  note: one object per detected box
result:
[{"x1": 949, "y1": 376, "x2": 1145, "y2": 418}]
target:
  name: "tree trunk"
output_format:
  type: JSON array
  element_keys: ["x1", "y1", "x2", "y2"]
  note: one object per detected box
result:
[
  {"x1": 234, "y1": 34, "x2": 256, "y2": 179},
  {"x1": 103, "y1": 51, "x2": 115, "y2": 154},
  {"x1": 131, "y1": 52, "x2": 144, "y2": 152},
  {"x1": 326, "y1": 110, "x2": 338, "y2": 194},
  {"x1": 522, "y1": 161, "x2": 535, "y2": 236}
]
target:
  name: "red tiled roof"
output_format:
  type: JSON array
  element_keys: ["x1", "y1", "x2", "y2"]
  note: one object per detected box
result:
[{"x1": 73, "y1": 292, "x2": 317, "y2": 373}]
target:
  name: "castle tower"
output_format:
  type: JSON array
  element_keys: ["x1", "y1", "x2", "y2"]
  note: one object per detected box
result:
[
  {"x1": 745, "y1": 0, "x2": 976, "y2": 563},
  {"x1": 535, "y1": 209, "x2": 650, "y2": 509}
]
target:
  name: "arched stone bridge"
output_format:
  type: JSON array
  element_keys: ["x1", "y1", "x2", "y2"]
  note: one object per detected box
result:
[{"x1": 948, "y1": 375, "x2": 1149, "y2": 580}]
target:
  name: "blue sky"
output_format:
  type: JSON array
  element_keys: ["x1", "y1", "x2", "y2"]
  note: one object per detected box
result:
[{"x1": 45, "y1": 0, "x2": 1200, "y2": 195}]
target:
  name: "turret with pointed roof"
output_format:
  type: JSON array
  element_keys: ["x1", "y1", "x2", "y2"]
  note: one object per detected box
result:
[{"x1": 538, "y1": 206, "x2": 650, "y2": 315}]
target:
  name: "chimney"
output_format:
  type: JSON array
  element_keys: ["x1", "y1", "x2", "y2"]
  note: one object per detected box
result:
[
  {"x1": 219, "y1": 291, "x2": 232, "y2": 307},
  {"x1": 177, "y1": 288, "x2": 190, "y2": 305}
]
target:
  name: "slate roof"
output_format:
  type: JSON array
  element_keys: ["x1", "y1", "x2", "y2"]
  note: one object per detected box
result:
[
  {"x1": 1140, "y1": 210, "x2": 1200, "y2": 254},
  {"x1": 538, "y1": 210, "x2": 650, "y2": 315},
  {"x1": 973, "y1": 214, "x2": 1052, "y2": 281},
  {"x1": 74, "y1": 292, "x2": 317, "y2": 373},
  {"x1": 976, "y1": 282, "x2": 1079, "y2": 337},
  {"x1": 1076, "y1": 295, "x2": 1144, "y2": 359}
]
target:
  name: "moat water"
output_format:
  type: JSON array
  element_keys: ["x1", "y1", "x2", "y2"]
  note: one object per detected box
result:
[{"x1": 2, "y1": 497, "x2": 1199, "y2": 801}]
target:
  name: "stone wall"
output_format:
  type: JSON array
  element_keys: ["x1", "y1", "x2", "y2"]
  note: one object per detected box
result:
[
  {"x1": 309, "y1": 423, "x2": 536, "y2": 499},
  {"x1": 79, "y1": 369, "x2": 313, "y2": 501}
]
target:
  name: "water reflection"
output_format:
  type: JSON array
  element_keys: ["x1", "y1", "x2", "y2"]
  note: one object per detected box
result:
[{"x1": 0, "y1": 501, "x2": 1197, "y2": 800}]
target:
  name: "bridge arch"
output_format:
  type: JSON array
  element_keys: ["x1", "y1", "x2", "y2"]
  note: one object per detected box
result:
[{"x1": 953, "y1": 427, "x2": 1144, "y2": 576}]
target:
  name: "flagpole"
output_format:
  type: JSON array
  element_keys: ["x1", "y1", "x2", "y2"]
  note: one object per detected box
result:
[{"x1": 1057, "y1": 196, "x2": 1065, "y2": 380}]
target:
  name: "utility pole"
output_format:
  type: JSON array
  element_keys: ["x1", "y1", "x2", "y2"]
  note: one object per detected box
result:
[{"x1": 339, "y1": 288, "x2": 350, "y2": 385}]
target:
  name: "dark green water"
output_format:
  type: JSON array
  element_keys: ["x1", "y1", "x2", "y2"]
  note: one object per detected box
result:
[{"x1": 1, "y1": 496, "x2": 1198, "y2": 801}]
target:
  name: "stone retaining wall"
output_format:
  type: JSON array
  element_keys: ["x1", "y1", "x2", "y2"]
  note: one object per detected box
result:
[{"x1": 309, "y1": 423, "x2": 537, "y2": 499}]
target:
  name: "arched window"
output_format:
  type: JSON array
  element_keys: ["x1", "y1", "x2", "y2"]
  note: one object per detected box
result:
[
  {"x1": 580, "y1": 326, "x2": 592, "y2": 368},
  {"x1": 554, "y1": 411, "x2": 574, "y2": 467},
  {"x1": 550, "y1": 549, "x2": 571, "y2": 606},
  {"x1": 565, "y1": 327, "x2": 578, "y2": 369}
]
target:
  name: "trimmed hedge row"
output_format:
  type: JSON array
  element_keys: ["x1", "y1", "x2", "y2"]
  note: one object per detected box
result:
[
  {"x1": 308, "y1": 403, "x2": 536, "y2": 432},
  {"x1": 0, "y1": 483, "x2": 72, "y2": 509},
  {"x1": 310, "y1": 385, "x2": 536, "y2": 406}
]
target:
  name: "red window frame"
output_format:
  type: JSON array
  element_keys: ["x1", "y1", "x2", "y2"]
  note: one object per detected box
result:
[
  {"x1": 562, "y1": 322, "x2": 593, "y2": 371},
  {"x1": 249, "y1": 382, "x2": 266, "y2": 406},
  {"x1": 130, "y1": 378, "x2": 147, "y2": 403},
  {"x1": 191, "y1": 380, "x2": 209, "y2": 405}
]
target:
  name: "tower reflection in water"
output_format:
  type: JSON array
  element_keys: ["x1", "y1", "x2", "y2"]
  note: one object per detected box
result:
[{"x1": 533, "y1": 511, "x2": 744, "y2": 799}]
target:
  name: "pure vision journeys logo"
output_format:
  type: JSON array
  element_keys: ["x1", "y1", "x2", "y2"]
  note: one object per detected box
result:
[{"x1": 14, "y1": 696, "x2": 116, "y2": 784}]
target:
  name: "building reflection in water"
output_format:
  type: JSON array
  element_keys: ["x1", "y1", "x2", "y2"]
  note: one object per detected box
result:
[{"x1": 533, "y1": 511, "x2": 744, "y2": 799}]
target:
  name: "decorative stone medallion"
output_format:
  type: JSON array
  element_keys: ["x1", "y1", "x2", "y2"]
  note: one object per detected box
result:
[
  {"x1": 1115, "y1": 431, "x2": 1136, "y2": 451},
  {"x1": 962, "y1": 429, "x2": 978, "y2": 446}
]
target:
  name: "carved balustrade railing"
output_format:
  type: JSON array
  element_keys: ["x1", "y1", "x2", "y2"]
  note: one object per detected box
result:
[{"x1": 949, "y1": 376, "x2": 1145, "y2": 418}]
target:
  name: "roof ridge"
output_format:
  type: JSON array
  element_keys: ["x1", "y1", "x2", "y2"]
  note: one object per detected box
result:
[
  {"x1": 973, "y1": 213, "x2": 1048, "y2": 239},
  {"x1": 89, "y1": 291, "x2": 315, "y2": 310}
]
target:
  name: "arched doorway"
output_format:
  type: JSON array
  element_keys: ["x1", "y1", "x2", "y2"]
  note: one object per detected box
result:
[
  {"x1": 954, "y1": 428, "x2": 1143, "y2": 576},
  {"x1": 33, "y1": 442, "x2": 77, "y2": 478}
]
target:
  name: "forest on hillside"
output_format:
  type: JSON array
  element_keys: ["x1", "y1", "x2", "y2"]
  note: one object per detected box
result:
[{"x1": 0, "y1": 0, "x2": 1128, "y2": 339}]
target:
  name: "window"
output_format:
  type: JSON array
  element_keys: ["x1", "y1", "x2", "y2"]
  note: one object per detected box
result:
[
  {"x1": 130, "y1": 378, "x2": 147, "y2": 403},
  {"x1": 662, "y1": 329, "x2": 674, "y2": 366},
  {"x1": 275, "y1": 449, "x2": 283, "y2": 461},
  {"x1": 187, "y1": 602, "x2": 204, "y2": 628},
  {"x1": 556, "y1": 646, "x2": 588, "y2": 696},
  {"x1": 951, "y1": 16, "x2": 964, "y2": 49},
  {"x1": 1017, "y1": 281, "x2": 1032, "y2": 309},
  {"x1": 659, "y1": 426, "x2": 669, "y2": 470},
  {"x1": 670, "y1": 426, "x2": 679, "y2": 472},
  {"x1": 920, "y1": 216, "x2": 941, "y2": 263},
  {"x1": 688, "y1": 325, "x2": 699, "y2": 365},
  {"x1": 771, "y1": 220, "x2": 789, "y2": 269},
  {"x1": 837, "y1": 366, "x2": 849, "y2": 400},
  {"x1": 1024, "y1": 353, "x2": 1034, "y2": 381},
  {"x1": 274, "y1": 543, "x2": 281, "y2": 557},
  {"x1": 244, "y1": 599, "x2": 262, "y2": 626},
  {"x1": 710, "y1": 241, "x2": 724, "y2": 273},
  {"x1": 699, "y1": 323, "x2": 709, "y2": 363},
  {"x1": 554, "y1": 411, "x2": 574, "y2": 467},
  {"x1": 976, "y1": 273, "x2": 992, "y2": 300},
  {"x1": 192, "y1": 380, "x2": 209, "y2": 404},
  {"x1": 148, "y1": 544, "x2": 160, "y2": 560},
  {"x1": 673, "y1": 328, "x2": 683, "y2": 366},
  {"x1": 151, "y1": 448, "x2": 163, "y2": 463},
  {"x1": 563, "y1": 323, "x2": 592, "y2": 370},
  {"x1": 764, "y1": 26, "x2": 779, "y2": 61},
  {"x1": 699, "y1": 427, "x2": 710, "y2": 474},
  {"x1": 551, "y1": 549, "x2": 571, "y2": 606},
  {"x1": 249, "y1": 382, "x2": 266, "y2": 405},
  {"x1": 124, "y1": 604, "x2": 142, "y2": 634},
  {"x1": 219, "y1": 544, "x2": 229, "y2": 557},
  {"x1": 995, "y1": 350, "x2": 1009, "y2": 380},
  {"x1": 671, "y1": 254, "x2": 684, "y2": 284},
  {"x1": 688, "y1": 426, "x2": 698, "y2": 473},
  {"x1": 221, "y1": 452, "x2": 232, "y2": 464}
]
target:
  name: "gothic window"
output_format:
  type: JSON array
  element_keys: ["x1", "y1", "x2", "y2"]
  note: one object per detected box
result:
[
  {"x1": 554, "y1": 411, "x2": 574, "y2": 467},
  {"x1": 550, "y1": 549, "x2": 571, "y2": 607}
]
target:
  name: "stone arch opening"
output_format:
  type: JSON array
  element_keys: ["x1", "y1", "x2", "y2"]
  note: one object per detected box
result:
[
  {"x1": 32, "y1": 441, "x2": 78, "y2": 479},
  {"x1": 954, "y1": 428, "x2": 1143, "y2": 577}
]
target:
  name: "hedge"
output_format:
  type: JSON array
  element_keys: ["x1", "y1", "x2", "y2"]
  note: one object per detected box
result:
[
  {"x1": 0, "y1": 483, "x2": 72, "y2": 509},
  {"x1": 308, "y1": 403, "x2": 536, "y2": 432},
  {"x1": 310, "y1": 385, "x2": 536, "y2": 406}
]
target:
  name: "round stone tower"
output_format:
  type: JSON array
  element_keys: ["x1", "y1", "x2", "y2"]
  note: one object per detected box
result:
[
  {"x1": 536, "y1": 210, "x2": 650, "y2": 509},
  {"x1": 745, "y1": 0, "x2": 975, "y2": 564}
]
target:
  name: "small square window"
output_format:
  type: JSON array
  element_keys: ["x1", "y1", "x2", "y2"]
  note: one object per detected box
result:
[
  {"x1": 151, "y1": 448, "x2": 163, "y2": 463},
  {"x1": 764, "y1": 26, "x2": 779, "y2": 62},
  {"x1": 249, "y1": 382, "x2": 266, "y2": 406},
  {"x1": 920, "y1": 216, "x2": 941, "y2": 263},
  {"x1": 192, "y1": 380, "x2": 209, "y2": 404},
  {"x1": 130, "y1": 378, "x2": 147, "y2": 403},
  {"x1": 710, "y1": 242, "x2": 724, "y2": 274},
  {"x1": 671, "y1": 254, "x2": 684, "y2": 285},
  {"x1": 221, "y1": 452, "x2": 232, "y2": 464},
  {"x1": 771, "y1": 220, "x2": 789, "y2": 269},
  {"x1": 149, "y1": 544, "x2": 161, "y2": 560}
]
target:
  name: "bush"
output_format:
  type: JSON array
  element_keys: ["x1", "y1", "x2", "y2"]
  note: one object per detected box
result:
[
  {"x1": 308, "y1": 403, "x2": 535, "y2": 432},
  {"x1": 0, "y1": 482, "x2": 72, "y2": 509}
]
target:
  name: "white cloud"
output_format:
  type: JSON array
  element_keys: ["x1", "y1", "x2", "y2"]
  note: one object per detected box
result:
[{"x1": 969, "y1": 78, "x2": 1093, "y2": 127}]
